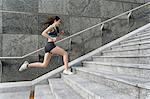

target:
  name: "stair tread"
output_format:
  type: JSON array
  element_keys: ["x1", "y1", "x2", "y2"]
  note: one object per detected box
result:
[
  {"x1": 120, "y1": 36, "x2": 150, "y2": 44},
  {"x1": 103, "y1": 47, "x2": 150, "y2": 53},
  {"x1": 82, "y1": 61, "x2": 150, "y2": 69},
  {"x1": 75, "y1": 67, "x2": 150, "y2": 87},
  {"x1": 0, "y1": 90, "x2": 30, "y2": 99},
  {"x1": 112, "y1": 40, "x2": 150, "y2": 48},
  {"x1": 127, "y1": 32, "x2": 150, "y2": 40},
  {"x1": 35, "y1": 84, "x2": 55, "y2": 99},
  {"x1": 62, "y1": 74, "x2": 134, "y2": 99},
  {"x1": 48, "y1": 79, "x2": 84, "y2": 99},
  {"x1": 137, "y1": 29, "x2": 150, "y2": 35},
  {"x1": 103, "y1": 42, "x2": 150, "y2": 52},
  {"x1": 93, "y1": 54, "x2": 150, "y2": 58}
]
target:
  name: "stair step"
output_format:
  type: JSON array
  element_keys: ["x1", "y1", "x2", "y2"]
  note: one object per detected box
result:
[
  {"x1": 82, "y1": 61, "x2": 150, "y2": 78},
  {"x1": 48, "y1": 78, "x2": 83, "y2": 99},
  {"x1": 102, "y1": 47, "x2": 150, "y2": 56},
  {"x1": 136, "y1": 29, "x2": 150, "y2": 35},
  {"x1": 102, "y1": 48, "x2": 139, "y2": 56},
  {"x1": 83, "y1": 61, "x2": 150, "y2": 69},
  {"x1": 34, "y1": 84, "x2": 55, "y2": 99},
  {"x1": 120, "y1": 36, "x2": 150, "y2": 44},
  {"x1": 112, "y1": 40, "x2": 150, "y2": 49},
  {"x1": 119, "y1": 39, "x2": 150, "y2": 47},
  {"x1": 75, "y1": 67, "x2": 150, "y2": 98},
  {"x1": 92, "y1": 55, "x2": 150, "y2": 64},
  {"x1": 61, "y1": 74, "x2": 134, "y2": 99},
  {"x1": 126, "y1": 32, "x2": 150, "y2": 40},
  {"x1": 75, "y1": 67, "x2": 150, "y2": 84},
  {"x1": 0, "y1": 91, "x2": 30, "y2": 99},
  {"x1": 107, "y1": 42, "x2": 150, "y2": 51}
]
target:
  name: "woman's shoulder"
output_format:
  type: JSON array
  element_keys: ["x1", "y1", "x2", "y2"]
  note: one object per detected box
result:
[{"x1": 47, "y1": 24, "x2": 55, "y2": 30}]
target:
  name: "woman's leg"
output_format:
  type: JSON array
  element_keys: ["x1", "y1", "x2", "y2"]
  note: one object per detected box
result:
[
  {"x1": 50, "y1": 46, "x2": 69, "y2": 70},
  {"x1": 28, "y1": 52, "x2": 52, "y2": 68}
]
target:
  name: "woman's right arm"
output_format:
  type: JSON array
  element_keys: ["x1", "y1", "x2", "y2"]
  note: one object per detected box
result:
[{"x1": 41, "y1": 25, "x2": 54, "y2": 40}]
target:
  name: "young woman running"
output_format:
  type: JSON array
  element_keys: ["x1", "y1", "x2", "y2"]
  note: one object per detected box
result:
[{"x1": 19, "y1": 16, "x2": 73, "y2": 75}]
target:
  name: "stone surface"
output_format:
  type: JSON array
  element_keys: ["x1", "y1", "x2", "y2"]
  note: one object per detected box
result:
[
  {"x1": 135, "y1": 0, "x2": 150, "y2": 3},
  {"x1": 132, "y1": 4, "x2": 150, "y2": 20},
  {"x1": 102, "y1": 14, "x2": 149, "y2": 45},
  {"x1": 2, "y1": 12, "x2": 38, "y2": 34},
  {"x1": 68, "y1": 16, "x2": 103, "y2": 60},
  {"x1": 1, "y1": 55, "x2": 63, "y2": 82},
  {"x1": 0, "y1": 12, "x2": 2, "y2": 34},
  {"x1": 68, "y1": 0, "x2": 140, "y2": 18},
  {"x1": 39, "y1": 0, "x2": 69, "y2": 15},
  {"x1": 69, "y1": 16, "x2": 101, "y2": 35},
  {"x1": 99, "y1": 0, "x2": 140, "y2": 18},
  {"x1": 68, "y1": 0, "x2": 102, "y2": 17},
  {"x1": 83, "y1": 61, "x2": 150, "y2": 79},
  {"x1": 93, "y1": 55, "x2": 150, "y2": 64},
  {"x1": 49, "y1": 78, "x2": 84, "y2": 99},
  {"x1": 62, "y1": 74, "x2": 135, "y2": 99},
  {"x1": 84, "y1": 35, "x2": 102, "y2": 54},
  {"x1": 0, "y1": 0, "x2": 2, "y2": 10},
  {"x1": 2, "y1": 34, "x2": 38, "y2": 57},
  {"x1": 0, "y1": 34, "x2": 2, "y2": 57},
  {"x1": 35, "y1": 85, "x2": 55, "y2": 99},
  {"x1": 75, "y1": 67, "x2": 140, "y2": 98},
  {"x1": 2, "y1": 0, "x2": 38, "y2": 13},
  {"x1": 106, "y1": 0, "x2": 148, "y2": 3},
  {"x1": 0, "y1": 60, "x2": 2, "y2": 82},
  {"x1": 0, "y1": 91, "x2": 30, "y2": 99}
]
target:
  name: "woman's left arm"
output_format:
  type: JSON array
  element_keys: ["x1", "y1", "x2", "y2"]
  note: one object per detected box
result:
[{"x1": 55, "y1": 30, "x2": 64, "y2": 41}]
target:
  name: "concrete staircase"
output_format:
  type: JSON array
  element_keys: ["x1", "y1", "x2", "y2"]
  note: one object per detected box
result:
[
  {"x1": 1, "y1": 24, "x2": 150, "y2": 99},
  {"x1": 33, "y1": 25, "x2": 150, "y2": 99}
]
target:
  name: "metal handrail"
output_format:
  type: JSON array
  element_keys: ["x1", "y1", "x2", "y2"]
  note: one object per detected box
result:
[{"x1": 0, "y1": 2, "x2": 149, "y2": 59}]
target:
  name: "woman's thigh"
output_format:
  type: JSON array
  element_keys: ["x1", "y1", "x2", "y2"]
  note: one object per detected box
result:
[
  {"x1": 43, "y1": 52, "x2": 52, "y2": 64},
  {"x1": 51, "y1": 46, "x2": 67, "y2": 56}
]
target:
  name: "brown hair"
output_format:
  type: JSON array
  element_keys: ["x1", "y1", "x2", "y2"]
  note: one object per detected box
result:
[
  {"x1": 43, "y1": 16, "x2": 60, "y2": 31},
  {"x1": 45, "y1": 16, "x2": 60, "y2": 26}
]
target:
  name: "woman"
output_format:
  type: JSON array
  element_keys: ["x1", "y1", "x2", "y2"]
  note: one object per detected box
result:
[{"x1": 19, "y1": 16, "x2": 73, "y2": 75}]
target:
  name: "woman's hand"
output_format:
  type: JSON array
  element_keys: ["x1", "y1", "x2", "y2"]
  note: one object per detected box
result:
[
  {"x1": 60, "y1": 30, "x2": 64, "y2": 35},
  {"x1": 56, "y1": 37, "x2": 61, "y2": 41},
  {"x1": 52, "y1": 37, "x2": 61, "y2": 42}
]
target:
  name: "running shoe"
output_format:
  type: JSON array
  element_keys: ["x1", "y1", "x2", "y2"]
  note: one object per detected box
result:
[{"x1": 19, "y1": 61, "x2": 29, "y2": 72}]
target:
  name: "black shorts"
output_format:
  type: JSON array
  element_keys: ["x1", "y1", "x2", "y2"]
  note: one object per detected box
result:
[{"x1": 45, "y1": 42, "x2": 56, "y2": 53}]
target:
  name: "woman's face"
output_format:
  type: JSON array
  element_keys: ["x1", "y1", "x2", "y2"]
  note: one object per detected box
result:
[{"x1": 54, "y1": 19, "x2": 61, "y2": 26}]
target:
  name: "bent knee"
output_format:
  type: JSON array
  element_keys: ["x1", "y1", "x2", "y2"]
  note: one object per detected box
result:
[
  {"x1": 63, "y1": 51, "x2": 68, "y2": 56},
  {"x1": 41, "y1": 63, "x2": 49, "y2": 68}
]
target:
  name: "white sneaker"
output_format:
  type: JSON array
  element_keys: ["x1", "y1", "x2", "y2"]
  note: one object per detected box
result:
[
  {"x1": 63, "y1": 69, "x2": 73, "y2": 75},
  {"x1": 19, "y1": 61, "x2": 29, "y2": 72}
]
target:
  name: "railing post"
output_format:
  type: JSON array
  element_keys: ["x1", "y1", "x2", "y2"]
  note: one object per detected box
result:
[
  {"x1": 100, "y1": 24, "x2": 104, "y2": 36},
  {"x1": 68, "y1": 38, "x2": 72, "y2": 53},
  {"x1": 127, "y1": 11, "x2": 132, "y2": 24}
]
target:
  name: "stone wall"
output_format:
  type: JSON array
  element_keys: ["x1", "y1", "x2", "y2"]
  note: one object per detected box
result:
[
  {"x1": 0, "y1": 0, "x2": 2, "y2": 58},
  {"x1": 0, "y1": 0, "x2": 149, "y2": 82},
  {"x1": 0, "y1": 0, "x2": 147, "y2": 57}
]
